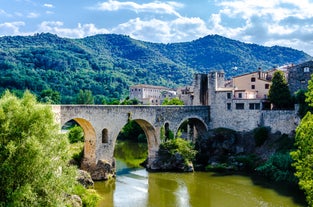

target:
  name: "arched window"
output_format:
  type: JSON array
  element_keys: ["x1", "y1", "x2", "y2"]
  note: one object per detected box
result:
[{"x1": 102, "y1": 128, "x2": 108, "y2": 143}]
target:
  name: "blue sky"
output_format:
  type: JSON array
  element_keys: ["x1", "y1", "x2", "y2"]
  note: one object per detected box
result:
[{"x1": 1, "y1": 0, "x2": 313, "y2": 55}]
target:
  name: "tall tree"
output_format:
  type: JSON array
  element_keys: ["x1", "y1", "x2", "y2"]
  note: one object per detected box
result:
[
  {"x1": 291, "y1": 112, "x2": 313, "y2": 206},
  {"x1": 290, "y1": 75, "x2": 313, "y2": 206},
  {"x1": 76, "y1": 89, "x2": 94, "y2": 104},
  {"x1": 0, "y1": 91, "x2": 77, "y2": 206},
  {"x1": 268, "y1": 70, "x2": 293, "y2": 109}
]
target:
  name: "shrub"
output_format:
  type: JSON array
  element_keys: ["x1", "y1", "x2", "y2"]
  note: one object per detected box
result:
[
  {"x1": 256, "y1": 152, "x2": 297, "y2": 184},
  {"x1": 253, "y1": 127, "x2": 270, "y2": 147},
  {"x1": 68, "y1": 125, "x2": 84, "y2": 143},
  {"x1": 159, "y1": 138, "x2": 197, "y2": 163}
]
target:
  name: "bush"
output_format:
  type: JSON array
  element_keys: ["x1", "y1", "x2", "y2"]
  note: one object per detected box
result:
[
  {"x1": 68, "y1": 125, "x2": 84, "y2": 143},
  {"x1": 254, "y1": 127, "x2": 270, "y2": 146},
  {"x1": 159, "y1": 138, "x2": 196, "y2": 163},
  {"x1": 256, "y1": 152, "x2": 297, "y2": 184}
]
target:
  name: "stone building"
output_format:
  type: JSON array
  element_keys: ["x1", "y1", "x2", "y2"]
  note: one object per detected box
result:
[
  {"x1": 191, "y1": 70, "x2": 296, "y2": 134},
  {"x1": 129, "y1": 84, "x2": 176, "y2": 105},
  {"x1": 288, "y1": 60, "x2": 313, "y2": 95}
]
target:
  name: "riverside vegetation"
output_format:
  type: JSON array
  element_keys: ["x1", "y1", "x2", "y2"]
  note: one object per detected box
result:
[{"x1": 0, "y1": 91, "x2": 99, "y2": 207}]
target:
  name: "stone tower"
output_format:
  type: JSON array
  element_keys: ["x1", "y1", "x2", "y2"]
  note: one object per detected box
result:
[{"x1": 192, "y1": 70, "x2": 225, "y2": 106}]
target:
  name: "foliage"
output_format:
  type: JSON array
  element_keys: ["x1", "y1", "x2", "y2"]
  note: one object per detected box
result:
[
  {"x1": 256, "y1": 152, "x2": 297, "y2": 184},
  {"x1": 291, "y1": 112, "x2": 313, "y2": 206},
  {"x1": 162, "y1": 97, "x2": 184, "y2": 105},
  {"x1": 117, "y1": 120, "x2": 146, "y2": 143},
  {"x1": 69, "y1": 142, "x2": 84, "y2": 167},
  {"x1": 268, "y1": 70, "x2": 293, "y2": 110},
  {"x1": 72, "y1": 184, "x2": 101, "y2": 207},
  {"x1": 0, "y1": 33, "x2": 310, "y2": 103},
  {"x1": 159, "y1": 138, "x2": 197, "y2": 163},
  {"x1": 253, "y1": 126, "x2": 270, "y2": 147},
  {"x1": 120, "y1": 97, "x2": 139, "y2": 105},
  {"x1": 68, "y1": 125, "x2": 84, "y2": 143},
  {"x1": 38, "y1": 89, "x2": 60, "y2": 104},
  {"x1": 305, "y1": 76, "x2": 313, "y2": 108},
  {"x1": 0, "y1": 91, "x2": 78, "y2": 206},
  {"x1": 76, "y1": 89, "x2": 94, "y2": 104},
  {"x1": 294, "y1": 89, "x2": 312, "y2": 118}
]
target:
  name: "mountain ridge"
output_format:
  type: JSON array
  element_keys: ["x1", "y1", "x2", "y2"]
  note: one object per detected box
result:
[{"x1": 0, "y1": 33, "x2": 311, "y2": 103}]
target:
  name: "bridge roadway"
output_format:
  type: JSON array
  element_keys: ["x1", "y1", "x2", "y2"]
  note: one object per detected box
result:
[{"x1": 52, "y1": 105, "x2": 210, "y2": 180}]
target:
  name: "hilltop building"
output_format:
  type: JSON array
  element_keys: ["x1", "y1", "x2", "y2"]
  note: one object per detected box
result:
[
  {"x1": 129, "y1": 84, "x2": 176, "y2": 105},
  {"x1": 288, "y1": 60, "x2": 313, "y2": 94}
]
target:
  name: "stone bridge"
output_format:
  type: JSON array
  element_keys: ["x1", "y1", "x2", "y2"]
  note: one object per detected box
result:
[{"x1": 52, "y1": 105, "x2": 210, "y2": 180}]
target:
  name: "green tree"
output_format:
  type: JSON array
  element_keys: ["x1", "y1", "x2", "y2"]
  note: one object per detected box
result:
[
  {"x1": 39, "y1": 89, "x2": 61, "y2": 104},
  {"x1": 76, "y1": 89, "x2": 94, "y2": 104},
  {"x1": 0, "y1": 91, "x2": 77, "y2": 206},
  {"x1": 162, "y1": 97, "x2": 184, "y2": 105},
  {"x1": 291, "y1": 112, "x2": 313, "y2": 206},
  {"x1": 268, "y1": 70, "x2": 293, "y2": 109},
  {"x1": 68, "y1": 125, "x2": 84, "y2": 143}
]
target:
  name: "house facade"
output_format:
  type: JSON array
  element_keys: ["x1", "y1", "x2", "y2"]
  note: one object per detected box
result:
[
  {"x1": 129, "y1": 84, "x2": 176, "y2": 105},
  {"x1": 228, "y1": 68, "x2": 274, "y2": 99}
]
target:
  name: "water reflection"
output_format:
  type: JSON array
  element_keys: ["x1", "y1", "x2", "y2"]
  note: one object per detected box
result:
[
  {"x1": 95, "y1": 166, "x2": 305, "y2": 207},
  {"x1": 95, "y1": 140, "x2": 305, "y2": 207}
]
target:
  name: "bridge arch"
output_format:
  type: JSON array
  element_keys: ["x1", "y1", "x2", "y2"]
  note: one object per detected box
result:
[
  {"x1": 175, "y1": 116, "x2": 208, "y2": 142},
  {"x1": 113, "y1": 118, "x2": 160, "y2": 164},
  {"x1": 62, "y1": 118, "x2": 97, "y2": 171}
]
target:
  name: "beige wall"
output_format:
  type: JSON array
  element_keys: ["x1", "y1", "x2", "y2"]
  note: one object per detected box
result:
[{"x1": 232, "y1": 72, "x2": 271, "y2": 99}]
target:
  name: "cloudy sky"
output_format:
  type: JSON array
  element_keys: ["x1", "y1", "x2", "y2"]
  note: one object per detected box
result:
[{"x1": 1, "y1": 0, "x2": 313, "y2": 55}]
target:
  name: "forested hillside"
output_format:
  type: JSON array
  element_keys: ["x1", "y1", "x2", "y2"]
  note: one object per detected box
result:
[{"x1": 0, "y1": 33, "x2": 311, "y2": 103}]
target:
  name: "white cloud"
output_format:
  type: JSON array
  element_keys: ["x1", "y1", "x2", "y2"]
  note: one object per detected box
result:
[
  {"x1": 112, "y1": 16, "x2": 209, "y2": 43},
  {"x1": 37, "y1": 21, "x2": 109, "y2": 38},
  {"x1": 27, "y1": 12, "x2": 39, "y2": 18},
  {"x1": 206, "y1": 0, "x2": 313, "y2": 55},
  {"x1": 94, "y1": 0, "x2": 183, "y2": 17},
  {"x1": 0, "y1": 9, "x2": 13, "y2": 17},
  {"x1": 43, "y1": 3, "x2": 54, "y2": 8},
  {"x1": 0, "y1": 22, "x2": 26, "y2": 36}
]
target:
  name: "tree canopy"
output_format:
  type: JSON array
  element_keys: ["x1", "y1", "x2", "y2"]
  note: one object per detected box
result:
[
  {"x1": 290, "y1": 74, "x2": 313, "y2": 206},
  {"x1": 0, "y1": 91, "x2": 78, "y2": 206},
  {"x1": 162, "y1": 97, "x2": 184, "y2": 105},
  {"x1": 268, "y1": 70, "x2": 293, "y2": 109}
]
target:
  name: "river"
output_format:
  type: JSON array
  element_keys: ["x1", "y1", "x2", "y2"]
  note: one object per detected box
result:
[{"x1": 94, "y1": 141, "x2": 305, "y2": 207}]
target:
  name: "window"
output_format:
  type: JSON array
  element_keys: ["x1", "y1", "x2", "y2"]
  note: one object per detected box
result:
[
  {"x1": 236, "y1": 103, "x2": 244, "y2": 110},
  {"x1": 251, "y1": 85, "x2": 255, "y2": 89},
  {"x1": 238, "y1": 93, "x2": 242, "y2": 98},
  {"x1": 304, "y1": 67, "x2": 310, "y2": 73},
  {"x1": 102, "y1": 129, "x2": 109, "y2": 143},
  {"x1": 249, "y1": 103, "x2": 260, "y2": 110},
  {"x1": 251, "y1": 77, "x2": 256, "y2": 82},
  {"x1": 255, "y1": 103, "x2": 260, "y2": 109},
  {"x1": 227, "y1": 103, "x2": 231, "y2": 110},
  {"x1": 227, "y1": 93, "x2": 231, "y2": 99},
  {"x1": 265, "y1": 84, "x2": 269, "y2": 89}
]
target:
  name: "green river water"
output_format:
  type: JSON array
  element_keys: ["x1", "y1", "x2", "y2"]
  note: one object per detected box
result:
[{"x1": 94, "y1": 141, "x2": 306, "y2": 207}]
